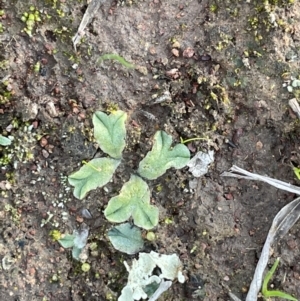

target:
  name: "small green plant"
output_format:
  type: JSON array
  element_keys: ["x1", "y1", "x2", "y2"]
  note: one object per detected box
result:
[
  {"x1": 68, "y1": 110, "x2": 190, "y2": 230},
  {"x1": 0, "y1": 79, "x2": 12, "y2": 104},
  {"x1": 262, "y1": 258, "x2": 298, "y2": 301},
  {"x1": 65, "y1": 111, "x2": 189, "y2": 297},
  {"x1": 98, "y1": 54, "x2": 135, "y2": 69},
  {"x1": 293, "y1": 167, "x2": 300, "y2": 180},
  {"x1": 0, "y1": 10, "x2": 5, "y2": 33},
  {"x1": 180, "y1": 136, "x2": 209, "y2": 144},
  {"x1": 4, "y1": 204, "x2": 21, "y2": 224},
  {"x1": 0, "y1": 123, "x2": 37, "y2": 166},
  {"x1": 55, "y1": 227, "x2": 89, "y2": 261}
]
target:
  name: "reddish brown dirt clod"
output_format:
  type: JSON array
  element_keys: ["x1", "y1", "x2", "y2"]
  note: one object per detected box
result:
[
  {"x1": 72, "y1": 107, "x2": 79, "y2": 114},
  {"x1": 182, "y1": 47, "x2": 195, "y2": 58},
  {"x1": 53, "y1": 87, "x2": 60, "y2": 95},
  {"x1": 29, "y1": 229, "x2": 36, "y2": 236},
  {"x1": 32, "y1": 120, "x2": 38, "y2": 128},
  {"x1": 286, "y1": 239, "x2": 297, "y2": 250},
  {"x1": 40, "y1": 137, "x2": 48, "y2": 147},
  {"x1": 232, "y1": 128, "x2": 243, "y2": 144},
  {"x1": 76, "y1": 216, "x2": 84, "y2": 223},
  {"x1": 78, "y1": 113, "x2": 85, "y2": 120},
  {"x1": 176, "y1": 200, "x2": 184, "y2": 206},
  {"x1": 28, "y1": 267, "x2": 36, "y2": 276},
  {"x1": 293, "y1": 271, "x2": 300, "y2": 279},
  {"x1": 149, "y1": 47, "x2": 156, "y2": 55},
  {"x1": 224, "y1": 193, "x2": 234, "y2": 200},
  {"x1": 249, "y1": 229, "x2": 255, "y2": 236},
  {"x1": 41, "y1": 58, "x2": 48, "y2": 65}
]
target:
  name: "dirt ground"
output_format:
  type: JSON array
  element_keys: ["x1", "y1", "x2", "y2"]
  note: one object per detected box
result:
[{"x1": 1, "y1": 0, "x2": 300, "y2": 300}]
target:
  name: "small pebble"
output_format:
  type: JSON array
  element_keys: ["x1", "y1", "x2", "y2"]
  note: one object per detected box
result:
[
  {"x1": 171, "y1": 48, "x2": 179, "y2": 57},
  {"x1": 46, "y1": 101, "x2": 58, "y2": 117},
  {"x1": 42, "y1": 149, "x2": 49, "y2": 158},
  {"x1": 286, "y1": 239, "x2": 297, "y2": 250},
  {"x1": 200, "y1": 54, "x2": 211, "y2": 61},
  {"x1": 28, "y1": 267, "x2": 36, "y2": 276},
  {"x1": 256, "y1": 140, "x2": 263, "y2": 150},
  {"x1": 194, "y1": 263, "x2": 202, "y2": 269},
  {"x1": 72, "y1": 107, "x2": 79, "y2": 114},
  {"x1": 149, "y1": 47, "x2": 156, "y2": 54},
  {"x1": 81, "y1": 208, "x2": 93, "y2": 219},
  {"x1": 78, "y1": 112, "x2": 86, "y2": 120}
]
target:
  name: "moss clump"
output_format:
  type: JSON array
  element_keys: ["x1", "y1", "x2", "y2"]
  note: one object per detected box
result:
[
  {"x1": 21, "y1": 6, "x2": 42, "y2": 37},
  {"x1": 0, "y1": 121, "x2": 38, "y2": 166},
  {"x1": 0, "y1": 81, "x2": 12, "y2": 104}
]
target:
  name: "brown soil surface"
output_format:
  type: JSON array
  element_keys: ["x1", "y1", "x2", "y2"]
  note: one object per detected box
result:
[{"x1": 0, "y1": 0, "x2": 300, "y2": 300}]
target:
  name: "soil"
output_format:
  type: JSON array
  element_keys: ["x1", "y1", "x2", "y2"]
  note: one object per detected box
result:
[{"x1": 0, "y1": 0, "x2": 300, "y2": 300}]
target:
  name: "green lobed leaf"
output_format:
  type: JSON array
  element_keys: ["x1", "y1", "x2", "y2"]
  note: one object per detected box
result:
[
  {"x1": 104, "y1": 175, "x2": 159, "y2": 230},
  {"x1": 107, "y1": 223, "x2": 144, "y2": 254},
  {"x1": 68, "y1": 158, "x2": 120, "y2": 199},
  {"x1": 58, "y1": 234, "x2": 75, "y2": 248},
  {"x1": 137, "y1": 131, "x2": 190, "y2": 180},
  {"x1": 0, "y1": 135, "x2": 11, "y2": 146},
  {"x1": 93, "y1": 110, "x2": 127, "y2": 159}
]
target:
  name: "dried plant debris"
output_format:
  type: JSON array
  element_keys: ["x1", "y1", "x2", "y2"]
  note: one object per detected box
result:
[
  {"x1": 72, "y1": 0, "x2": 105, "y2": 50},
  {"x1": 222, "y1": 166, "x2": 300, "y2": 301},
  {"x1": 148, "y1": 280, "x2": 172, "y2": 301},
  {"x1": 187, "y1": 150, "x2": 214, "y2": 177},
  {"x1": 289, "y1": 98, "x2": 300, "y2": 119},
  {"x1": 119, "y1": 251, "x2": 185, "y2": 301},
  {"x1": 221, "y1": 165, "x2": 300, "y2": 195},
  {"x1": 149, "y1": 91, "x2": 172, "y2": 105}
]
